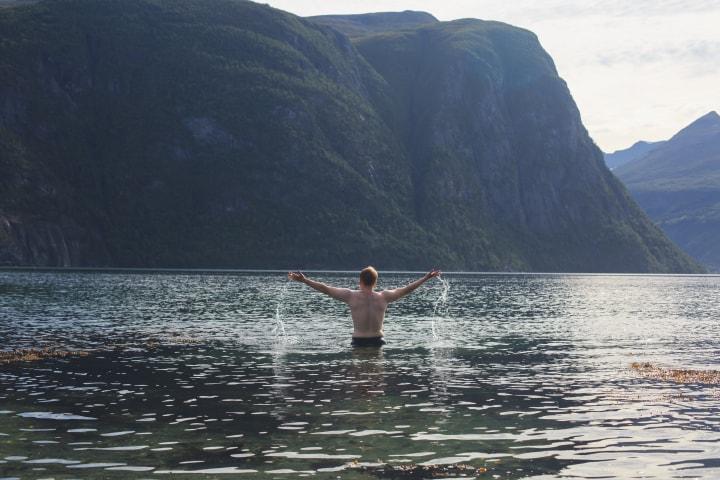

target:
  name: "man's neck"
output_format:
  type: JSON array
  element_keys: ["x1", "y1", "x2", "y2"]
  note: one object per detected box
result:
[{"x1": 359, "y1": 285, "x2": 374, "y2": 293}]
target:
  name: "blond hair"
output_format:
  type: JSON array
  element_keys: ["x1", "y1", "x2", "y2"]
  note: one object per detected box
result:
[{"x1": 359, "y1": 266, "x2": 378, "y2": 287}]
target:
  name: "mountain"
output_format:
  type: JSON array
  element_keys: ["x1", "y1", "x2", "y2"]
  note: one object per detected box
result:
[
  {"x1": 309, "y1": 11, "x2": 438, "y2": 38},
  {"x1": 604, "y1": 140, "x2": 665, "y2": 170},
  {"x1": 615, "y1": 111, "x2": 720, "y2": 270},
  {"x1": 0, "y1": 0, "x2": 38, "y2": 7},
  {"x1": 0, "y1": 0, "x2": 702, "y2": 272},
  {"x1": 342, "y1": 18, "x2": 700, "y2": 273}
]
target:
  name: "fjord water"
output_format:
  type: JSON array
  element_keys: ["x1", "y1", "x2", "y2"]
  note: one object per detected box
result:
[{"x1": 1, "y1": 272, "x2": 720, "y2": 479}]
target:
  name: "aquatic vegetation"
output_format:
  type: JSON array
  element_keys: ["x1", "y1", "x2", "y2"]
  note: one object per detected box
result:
[
  {"x1": 0, "y1": 336, "x2": 202, "y2": 365},
  {"x1": 356, "y1": 462, "x2": 487, "y2": 478},
  {"x1": 631, "y1": 362, "x2": 720, "y2": 385},
  {"x1": 0, "y1": 348, "x2": 89, "y2": 364}
]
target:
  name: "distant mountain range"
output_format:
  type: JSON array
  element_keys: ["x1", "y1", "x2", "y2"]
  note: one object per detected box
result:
[
  {"x1": 604, "y1": 140, "x2": 666, "y2": 170},
  {"x1": 0, "y1": 0, "x2": 702, "y2": 272},
  {"x1": 615, "y1": 111, "x2": 720, "y2": 271}
]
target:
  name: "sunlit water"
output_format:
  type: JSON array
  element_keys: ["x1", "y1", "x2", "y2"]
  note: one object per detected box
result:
[{"x1": 1, "y1": 271, "x2": 720, "y2": 479}]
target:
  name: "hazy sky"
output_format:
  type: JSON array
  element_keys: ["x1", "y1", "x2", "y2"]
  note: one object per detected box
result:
[{"x1": 266, "y1": 0, "x2": 719, "y2": 152}]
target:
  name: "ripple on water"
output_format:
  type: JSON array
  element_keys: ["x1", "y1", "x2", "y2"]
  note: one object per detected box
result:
[
  {"x1": 155, "y1": 467, "x2": 259, "y2": 474},
  {"x1": 67, "y1": 462, "x2": 127, "y2": 469},
  {"x1": 22, "y1": 458, "x2": 81, "y2": 465},
  {"x1": 17, "y1": 412, "x2": 97, "y2": 421}
]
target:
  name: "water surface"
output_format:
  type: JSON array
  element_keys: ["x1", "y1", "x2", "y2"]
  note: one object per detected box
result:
[{"x1": 1, "y1": 271, "x2": 720, "y2": 479}]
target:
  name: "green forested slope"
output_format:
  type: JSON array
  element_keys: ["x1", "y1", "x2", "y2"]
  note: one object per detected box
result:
[
  {"x1": 0, "y1": 0, "x2": 448, "y2": 268},
  {"x1": 0, "y1": 0, "x2": 703, "y2": 272}
]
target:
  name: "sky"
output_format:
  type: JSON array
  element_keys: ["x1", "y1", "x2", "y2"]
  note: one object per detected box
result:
[{"x1": 265, "y1": 0, "x2": 719, "y2": 152}]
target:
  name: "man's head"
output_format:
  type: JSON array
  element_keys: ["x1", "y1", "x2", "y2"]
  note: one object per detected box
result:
[{"x1": 359, "y1": 266, "x2": 378, "y2": 289}]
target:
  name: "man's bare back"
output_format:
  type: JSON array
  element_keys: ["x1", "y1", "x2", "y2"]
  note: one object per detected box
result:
[
  {"x1": 346, "y1": 290, "x2": 389, "y2": 337},
  {"x1": 288, "y1": 267, "x2": 441, "y2": 343}
]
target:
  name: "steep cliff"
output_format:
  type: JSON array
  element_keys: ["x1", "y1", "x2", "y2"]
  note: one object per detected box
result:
[
  {"x1": 0, "y1": 0, "x2": 702, "y2": 272},
  {"x1": 349, "y1": 19, "x2": 700, "y2": 272}
]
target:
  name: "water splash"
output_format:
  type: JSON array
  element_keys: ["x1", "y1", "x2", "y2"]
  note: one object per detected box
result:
[
  {"x1": 431, "y1": 276, "x2": 450, "y2": 340},
  {"x1": 273, "y1": 282, "x2": 289, "y2": 341}
]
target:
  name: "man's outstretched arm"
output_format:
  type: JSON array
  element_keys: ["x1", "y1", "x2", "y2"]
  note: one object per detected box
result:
[
  {"x1": 381, "y1": 269, "x2": 441, "y2": 303},
  {"x1": 287, "y1": 272, "x2": 352, "y2": 303}
]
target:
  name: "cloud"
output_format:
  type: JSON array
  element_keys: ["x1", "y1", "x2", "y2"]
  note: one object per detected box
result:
[
  {"x1": 592, "y1": 41, "x2": 720, "y2": 67},
  {"x1": 484, "y1": 0, "x2": 720, "y2": 21},
  {"x1": 266, "y1": 0, "x2": 720, "y2": 20}
]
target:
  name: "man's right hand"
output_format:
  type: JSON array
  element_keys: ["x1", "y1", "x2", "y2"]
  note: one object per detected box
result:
[{"x1": 287, "y1": 271, "x2": 306, "y2": 282}]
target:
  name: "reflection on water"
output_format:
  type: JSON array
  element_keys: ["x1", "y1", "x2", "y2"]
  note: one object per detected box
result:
[{"x1": 1, "y1": 271, "x2": 720, "y2": 478}]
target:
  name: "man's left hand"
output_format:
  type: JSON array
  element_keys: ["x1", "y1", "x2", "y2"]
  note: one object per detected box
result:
[{"x1": 425, "y1": 269, "x2": 442, "y2": 280}]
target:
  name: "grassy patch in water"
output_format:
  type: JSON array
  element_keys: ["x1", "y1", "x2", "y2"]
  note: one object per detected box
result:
[
  {"x1": 631, "y1": 362, "x2": 720, "y2": 385},
  {"x1": 355, "y1": 462, "x2": 487, "y2": 478},
  {"x1": 0, "y1": 348, "x2": 89, "y2": 364}
]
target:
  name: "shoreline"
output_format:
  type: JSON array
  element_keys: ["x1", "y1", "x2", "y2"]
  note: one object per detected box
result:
[{"x1": 0, "y1": 267, "x2": 717, "y2": 277}]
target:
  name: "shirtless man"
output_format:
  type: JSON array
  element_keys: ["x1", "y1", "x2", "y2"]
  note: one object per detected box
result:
[{"x1": 287, "y1": 266, "x2": 441, "y2": 347}]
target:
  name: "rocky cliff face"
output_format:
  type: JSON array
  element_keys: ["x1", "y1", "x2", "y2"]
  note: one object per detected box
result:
[
  {"x1": 0, "y1": 0, "x2": 703, "y2": 272},
  {"x1": 0, "y1": 215, "x2": 109, "y2": 266},
  {"x1": 351, "y1": 19, "x2": 700, "y2": 272}
]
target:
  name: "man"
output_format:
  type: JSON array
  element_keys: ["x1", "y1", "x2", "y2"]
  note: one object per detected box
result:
[{"x1": 287, "y1": 266, "x2": 441, "y2": 347}]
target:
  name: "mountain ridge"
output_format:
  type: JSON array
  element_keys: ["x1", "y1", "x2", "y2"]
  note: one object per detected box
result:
[
  {"x1": 0, "y1": 0, "x2": 703, "y2": 272},
  {"x1": 617, "y1": 111, "x2": 720, "y2": 190},
  {"x1": 616, "y1": 111, "x2": 720, "y2": 271},
  {"x1": 604, "y1": 140, "x2": 666, "y2": 170},
  {"x1": 309, "y1": 10, "x2": 439, "y2": 38}
]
